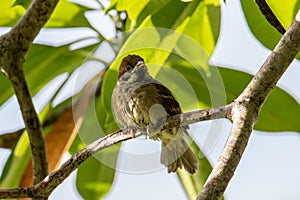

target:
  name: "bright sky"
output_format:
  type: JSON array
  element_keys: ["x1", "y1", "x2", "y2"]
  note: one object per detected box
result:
[{"x1": 0, "y1": 1, "x2": 299, "y2": 200}]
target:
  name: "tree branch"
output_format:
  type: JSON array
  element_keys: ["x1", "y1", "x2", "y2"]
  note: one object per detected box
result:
[
  {"x1": 255, "y1": 0, "x2": 286, "y2": 34},
  {"x1": 197, "y1": 9, "x2": 300, "y2": 200},
  {"x1": 0, "y1": 0, "x2": 59, "y2": 184},
  {"x1": 0, "y1": 106, "x2": 230, "y2": 199}
]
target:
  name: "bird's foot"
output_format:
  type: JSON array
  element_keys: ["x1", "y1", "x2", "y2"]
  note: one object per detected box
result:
[{"x1": 128, "y1": 127, "x2": 136, "y2": 139}]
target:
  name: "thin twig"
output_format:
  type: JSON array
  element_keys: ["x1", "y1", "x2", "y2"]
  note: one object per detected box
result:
[
  {"x1": 0, "y1": 0, "x2": 60, "y2": 184},
  {"x1": 255, "y1": 0, "x2": 286, "y2": 34},
  {"x1": 197, "y1": 9, "x2": 300, "y2": 200},
  {"x1": 0, "y1": 106, "x2": 230, "y2": 199}
]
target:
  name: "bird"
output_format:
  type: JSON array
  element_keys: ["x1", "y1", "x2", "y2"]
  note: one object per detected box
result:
[{"x1": 112, "y1": 54, "x2": 198, "y2": 174}]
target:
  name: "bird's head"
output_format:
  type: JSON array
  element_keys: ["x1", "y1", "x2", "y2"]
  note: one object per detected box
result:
[{"x1": 118, "y1": 54, "x2": 147, "y2": 81}]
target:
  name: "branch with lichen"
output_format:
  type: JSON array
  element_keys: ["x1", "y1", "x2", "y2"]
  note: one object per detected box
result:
[
  {"x1": 0, "y1": 106, "x2": 230, "y2": 199},
  {"x1": 197, "y1": 9, "x2": 300, "y2": 200},
  {"x1": 0, "y1": 0, "x2": 60, "y2": 184}
]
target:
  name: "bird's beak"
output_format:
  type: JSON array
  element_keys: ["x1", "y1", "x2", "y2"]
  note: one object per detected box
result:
[
  {"x1": 136, "y1": 61, "x2": 145, "y2": 68},
  {"x1": 133, "y1": 61, "x2": 146, "y2": 72}
]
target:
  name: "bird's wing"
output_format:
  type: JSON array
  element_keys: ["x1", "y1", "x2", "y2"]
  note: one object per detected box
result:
[{"x1": 126, "y1": 82, "x2": 181, "y2": 132}]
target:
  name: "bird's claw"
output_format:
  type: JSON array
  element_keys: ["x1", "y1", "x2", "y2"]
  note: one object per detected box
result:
[{"x1": 128, "y1": 127, "x2": 136, "y2": 139}]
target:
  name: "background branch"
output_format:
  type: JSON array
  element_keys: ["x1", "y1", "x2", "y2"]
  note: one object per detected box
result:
[
  {"x1": 0, "y1": 106, "x2": 230, "y2": 199},
  {"x1": 0, "y1": 0, "x2": 59, "y2": 184},
  {"x1": 0, "y1": 130, "x2": 23, "y2": 149},
  {"x1": 255, "y1": 0, "x2": 286, "y2": 34},
  {"x1": 197, "y1": 9, "x2": 300, "y2": 200}
]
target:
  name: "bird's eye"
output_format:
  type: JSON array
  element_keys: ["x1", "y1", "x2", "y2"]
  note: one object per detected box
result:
[{"x1": 126, "y1": 65, "x2": 132, "y2": 71}]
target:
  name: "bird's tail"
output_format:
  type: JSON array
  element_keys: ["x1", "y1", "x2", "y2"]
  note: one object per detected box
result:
[{"x1": 160, "y1": 128, "x2": 198, "y2": 174}]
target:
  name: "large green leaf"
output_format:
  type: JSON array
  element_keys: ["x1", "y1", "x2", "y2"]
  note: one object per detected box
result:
[
  {"x1": 0, "y1": 43, "x2": 98, "y2": 105},
  {"x1": 255, "y1": 87, "x2": 300, "y2": 132},
  {"x1": 75, "y1": 99, "x2": 117, "y2": 199},
  {"x1": 159, "y1": 61, "x2": 300, "y2": 133},
  {"x1": 112, "y1": 0, "x2": 220, "y2": 54},
  {"x1": 240, "y1": 0, "x2": 300, "y2": 59},
  {"x1": 219, "y1": 67, "x2": 300, "y2": 132},
  {"x1": 45, "y1": 0, "x2": 90, "y2": 28},
  {"x1": 0, "y1": 0, "x2": 90, "y2": 27},
  {"x1": 106, "y1": 0, "x2": 172, "y2": 29},
  {"x1": 101, "y1": 0, "x2": 221, "y2": 129},
  {"x1": 177, "y1": 142, "x2": 212, "y2": 200},
  {"x1": 0, "y1": 132, "x2": 31, "y2": 187},
  {"x1": 159, "y1": 61, "x2": 300, "y2": 132},
  {"x1": 137, "y1": 0, "x2": 220, "y2": 54},
  {"x1": 76, "y1": 156, "x2": 116, "y2": 200}
]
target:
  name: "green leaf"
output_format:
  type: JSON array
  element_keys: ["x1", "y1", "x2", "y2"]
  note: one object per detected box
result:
[
  {"x1": 113, "y1": 0, "x2": 220, "y2": 54},
  {"x1": 76, "y1": 156, "x2": 116, "y2": 200},
  {"x1": 165, "y1": 54, "x2": 228, "y2": 109},
  {"x1": 75, "y1": 100, "x2": 117, "y2": 199},
  {"x1": 0, "y1": 43, "x2": 98, "y2": 105},
  {"x1": 240, "y1": 0, "x2": 300, "y2": 59},
  {"x1": 108, "y1": 0, "x2": 172, "y2": 29},
  {"x1": 177, "y1": 142, "x2": 212, "y2": 199},
  {"x1": 0, "y1": 0, "x2": 90, "y2": 27},
  {"x1": 154, "y1": 62, "x2": 219, "y2": 111},
  {"x1": 162, "y1": 60, "x2": 300, "y2": 132},
  {"x1": 0, "y1": 76, "x2": 13, "y2": 106},
  {"x1": 101, "y1": 0, "x2": 221, "y2": 121},
  {"x1": 255, "y1": 87, "x2": 300, "y2": 132},
  {"x1": 0, "y1": 132, "x2": 31, "y2": 187},
  {"x1": 180, "y1": 0, "x2": 220, "y2": 54},
  {"x1": 11, "y1": 0, "x2": 31, "y2": 9},
  {"x1": 44, "y1": 0, "x2": 90, "y2": 28},
  {"x1": 219, "y1": 67, "x2": 300, "y2": 132},
  {"x1": 0, "y1": 0, "x2": 25, "y2": 26}
]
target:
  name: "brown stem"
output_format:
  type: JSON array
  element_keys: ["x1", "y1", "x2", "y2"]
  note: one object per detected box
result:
[
  {"x1": 255, "y1": 0, "x2": 286, "y2": 34},
  {"x1": 197, "y1": 9, "x2": 300, "y2": 200},
  {"x1": 0, "y1": 106, "x2": 230, "y2": 199},
  {"x1": 0, "y1": 0, "x2": 60, "y2": 184}
]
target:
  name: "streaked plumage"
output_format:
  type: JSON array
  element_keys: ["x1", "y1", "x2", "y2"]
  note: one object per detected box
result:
[{"x1": 112, "y1": 54, "x2": 198, "y2": 174}]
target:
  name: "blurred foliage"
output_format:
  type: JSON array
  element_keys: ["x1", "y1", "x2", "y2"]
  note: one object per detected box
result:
[{"x1": 0, "y1": 0, "x2": 299, "y2": 199}]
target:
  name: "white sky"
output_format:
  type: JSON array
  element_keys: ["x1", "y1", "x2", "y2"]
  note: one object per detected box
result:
[{"x1": 0, "y1": 1, "x2": 300, "y2": 200}]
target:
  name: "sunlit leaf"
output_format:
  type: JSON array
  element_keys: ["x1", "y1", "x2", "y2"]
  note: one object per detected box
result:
[
  {"x1": 101, "y1": 0, "x2": 221, "y2": 130},
  {"x1": 219, "y1": 67, "x2": 300, "y2": 132},
  {"x1": 75, "y1": 93, "x2": 118, "y2": 199},
  {"x1": 107, "y1": 0, "x2": 172, "y2": 29},
  {"x1": 76, "y1": 156, "x2": 116, "y2": 199},
  {"x1": 0, "y1": 0, "x2": 25, "y2": 26},
  {"x1": 0, "y1": 0, "x2": 90, "y2": 27},
  {"x1": 240, "y1": 0, "x2": 300, "y2": 59},
  {"x1": 0, "y1": 132, "x2": 30, "y2": 187},
  {"x1": 45, "y1": 0, "x2": 90, "y2": 28},
  {"x1": 11, "y1": 0, "x2": 31, "y2": 9},
  {"x1": 177, "y1": 142, "x2": 212, "y2": 199}
]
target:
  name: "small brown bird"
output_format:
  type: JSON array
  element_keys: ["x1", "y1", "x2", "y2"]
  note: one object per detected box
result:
[{"x1": 112, "y1": 54, "x2": 198, "y2": 174}]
